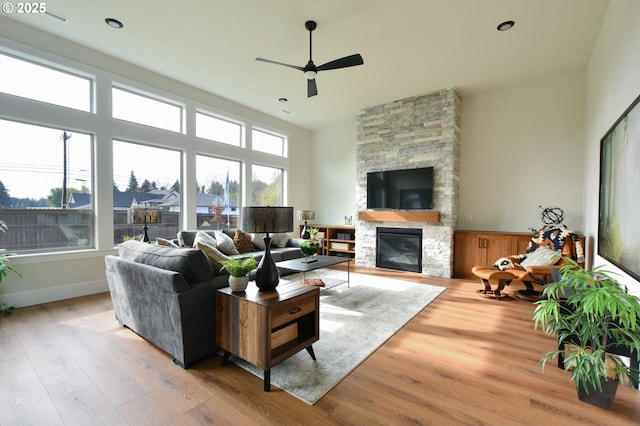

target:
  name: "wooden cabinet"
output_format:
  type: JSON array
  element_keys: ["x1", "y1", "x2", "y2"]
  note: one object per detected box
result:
[
  {"x1": 216, "y1": 281, "x2": 319, "y2": 391},
  {"x1": 453, "y1": 231, "x2": 533, "y2": 279},
  {"x1": 299, "y1": 224, "x2": 356, "y2": 259}
]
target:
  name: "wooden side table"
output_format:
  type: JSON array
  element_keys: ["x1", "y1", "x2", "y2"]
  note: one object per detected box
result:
[{"x1": 216, "y1": 280, "x2": 320, "y2": 391}]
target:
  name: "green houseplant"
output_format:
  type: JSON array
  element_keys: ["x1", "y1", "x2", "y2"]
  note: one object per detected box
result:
[
  {"x1": 220, "y1": 257, "x2": 257, "y2": 292},
  {"x1": 533, "y1": 257, "x2": 640, "y2": 408},
  {"x1": 0, "y1": 220, "x2": 22, "y2": 316}
]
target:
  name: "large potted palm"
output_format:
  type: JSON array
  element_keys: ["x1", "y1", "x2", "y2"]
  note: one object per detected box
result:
[{"x1": 533, "y1": 257, "x2": 640, "y2": 409}]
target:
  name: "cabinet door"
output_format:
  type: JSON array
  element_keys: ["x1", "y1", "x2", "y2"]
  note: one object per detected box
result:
[
  {"x1": 513, "y1": 234, "x2": 533, "y2": 255},
  {"x1": 453, "y1": 232, "x2": 482, "y2": 278},
  {"x1": 484, "y1": 234, "x2": 512, "y2": 265}
]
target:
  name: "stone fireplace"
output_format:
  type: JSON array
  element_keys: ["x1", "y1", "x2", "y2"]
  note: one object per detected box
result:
[{"x1": 355, "y1": 88, "x2": 461, "y2": 278}]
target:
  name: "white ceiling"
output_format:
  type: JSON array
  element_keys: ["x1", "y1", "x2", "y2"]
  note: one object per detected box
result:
[{"x1": 4, "y1": 0, "x2": 610, "y2": 130}]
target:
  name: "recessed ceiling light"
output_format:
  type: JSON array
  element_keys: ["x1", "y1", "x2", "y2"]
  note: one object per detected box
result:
[
  {"x1": 105, "y1": 18, "x2": 124, "y2": 29},
  {"x1": 279, "y1": 98, "x2": 288, "y2": 103},
  {"x1": 497, "y1": 20, "x2": 515, "y2": 31}
]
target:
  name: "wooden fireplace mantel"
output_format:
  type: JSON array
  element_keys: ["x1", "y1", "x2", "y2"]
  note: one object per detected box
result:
[{"x1": 357, "y1": 210, "x2": 441, "y2": 223}]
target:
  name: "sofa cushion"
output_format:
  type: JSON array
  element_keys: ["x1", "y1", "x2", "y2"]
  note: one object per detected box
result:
[
  {"x1": 271, "y1": 232, "x2": 291, "y2": 248},
  {"x1": 214, "y1": 230, "x2": 239, "y2": 255},
  {"x1": 233, "y1": 229, "x2": 255, "y2": 253},
  {"x1": 118, "y1": 240, "x2": 214, "y2": 284},
  {"x1": 194, "y1": 230, "x2": 218, "y2": 248}
]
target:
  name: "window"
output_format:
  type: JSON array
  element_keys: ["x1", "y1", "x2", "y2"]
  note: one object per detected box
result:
[
  {"x1": 0, "y1": 52, "x2": 92, "y2": 112},
  {"x1": 252, "y1": 128, "x2": 286, "y2": 157},
  {"x1": 0, "y1": 119, "x2": 93, "y2": 251},
  {"x1": 251, "y1": 164, "x2": 283, "y2": 206},
  {"x1": 112, "y1": 86, "x2": 183, "y2": 132},
  {"x1": 196, "y1": 155, "x2": 241, "y2": 229},
  {"x1": 112, "y1": 140, "x2": 181, "y2": 243},
  {"x1": 196, "y1": 112, "x2": 242, "y2": 146}
]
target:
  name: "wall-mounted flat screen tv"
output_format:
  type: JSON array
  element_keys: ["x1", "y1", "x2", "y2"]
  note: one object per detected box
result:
[
  {"x1": 367, "y1": 167, "x2": 434, "y2": 210},
  {"x1": 598, "y1": 93, "x2": 640, "y2": 282}
]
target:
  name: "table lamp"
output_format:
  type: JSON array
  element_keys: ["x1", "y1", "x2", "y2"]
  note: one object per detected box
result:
[
  {"x1": 297, "y1": 210, "x2": 315, "y2": 239},
  {"x1": 131, "y1": 208, "x2": 161, "y2": 243},
  {"x1": 242, "y1": 206, "x2": 293, "y2": 290}
]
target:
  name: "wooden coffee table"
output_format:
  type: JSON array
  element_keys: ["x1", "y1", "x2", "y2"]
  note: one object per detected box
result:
[{"x1": 276, "y1": 255, "x2": 351, "y2": 289}]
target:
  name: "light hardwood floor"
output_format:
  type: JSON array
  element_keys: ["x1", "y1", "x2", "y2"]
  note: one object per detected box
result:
[{"x1": 1, "y1": 266, "x2": 639, "y2": 425}]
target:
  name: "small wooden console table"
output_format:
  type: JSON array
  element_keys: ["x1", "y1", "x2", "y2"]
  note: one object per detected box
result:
[{"x1": 216, "y1": 280, "x2": 320, "y2": 391}]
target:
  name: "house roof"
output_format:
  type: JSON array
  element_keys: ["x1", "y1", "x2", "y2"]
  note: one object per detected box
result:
[
  {"x1": 0, "y1": 1, "x2": 610, "y2": 130},
  {"x1": 67, "y1": 190, "x2": 236, "y2": 210}
]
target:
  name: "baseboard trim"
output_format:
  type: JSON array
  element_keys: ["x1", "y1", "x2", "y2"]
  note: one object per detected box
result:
[{"x1": 2, "y1": 279, "x2": 109, "y2": 308}]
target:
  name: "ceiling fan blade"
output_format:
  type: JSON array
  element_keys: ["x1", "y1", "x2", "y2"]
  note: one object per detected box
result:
[
  {"x1": 317, "y1": 54, "x2": 364, "y2": 71},
  {"x1": 255, "y1": 57, "x2": 304, "y2": 72},
  {"x1": 307, "y1": 79, "x2": 318, "y2": 97}
]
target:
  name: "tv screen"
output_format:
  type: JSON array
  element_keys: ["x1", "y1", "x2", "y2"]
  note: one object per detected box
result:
[
  {"x1": 598, "y1": 93, "x2": 640, "y2": 282},
  {"x1": 367, "y1": 167, "x2": 434, "y2": 209}
]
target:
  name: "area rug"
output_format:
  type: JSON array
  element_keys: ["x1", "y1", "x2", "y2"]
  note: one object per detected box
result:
[{"x1": 229, "y1": 270, "x2": 446, "y2": 405}]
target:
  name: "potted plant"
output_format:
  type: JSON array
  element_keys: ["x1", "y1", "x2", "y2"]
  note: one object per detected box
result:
[
  {"x1": 533, "y1": 257, "x2": 640, "y2": 409},
  {"x1": 220, "y1": 256, "x2": 257, "y2": 292},
  {"x1": 0, "y1": 220, "x2": 22, "y2": 316},
  {"x1": 300, "y1": 239, "x2": 322, "y2": 263}
]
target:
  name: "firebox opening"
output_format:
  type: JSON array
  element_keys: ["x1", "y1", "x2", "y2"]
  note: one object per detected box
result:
[{"x1": 376, "y1": 227, "x2": 422, "y2": 273}]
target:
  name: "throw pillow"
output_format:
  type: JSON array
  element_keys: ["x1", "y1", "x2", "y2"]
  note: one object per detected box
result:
[
  {"x1": 156, "y1": 237, "x2": 179, "y2": 247},
  {"x1": 520, "y1": 245, "x2": 559, "y2": 267},
  {"x1": 270, "y1": 232, "x2": 291, "y2": 248},
  {"x1": 251, "y1": 233, "x2": 267, "y2": 250},
  {"x1": 234, "y1": 229, "x2": 255, "y2": 253},
  {"x1": 193, "y1": 230, "x2": 217, "y2": 248},
  {"x1": 214, "y1": 230, "x2": 239, "y2": 255},
  {"x1": 196, "y1": 241, "x2": 230, "y2": 274}
]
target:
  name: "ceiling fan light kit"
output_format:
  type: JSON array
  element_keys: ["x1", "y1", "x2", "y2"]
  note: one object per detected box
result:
[{"x1": 256, "y1": 20, "x2": 363, "y2": 97}]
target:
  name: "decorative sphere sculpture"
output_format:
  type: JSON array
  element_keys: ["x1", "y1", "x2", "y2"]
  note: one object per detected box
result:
[{"x1": 540, "y1": 206, "x2": 564, "y2": 225}]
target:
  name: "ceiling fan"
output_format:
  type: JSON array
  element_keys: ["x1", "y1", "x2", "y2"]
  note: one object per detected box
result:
[{"x1": 256, "y1": 20, "x2": 364, "y2": 98}]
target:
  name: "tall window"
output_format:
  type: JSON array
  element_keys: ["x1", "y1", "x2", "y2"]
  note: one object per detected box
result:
[
  {"x1": 196, "y1": 112, "x2": 242, "y2": 146},
  {"x1": 112, "y1": 140, "x2": 181, "y2": 243},
  {"x1": 0, "y1": 119, "x2": 93, "y2": 251},
  {"x1": 251, "y1": 164, "x2": 283, "y2": 206},
  {"x1": 112, "y1": 86, "x2": 183, "y2": 133},
  {"x1": 0, "y1": 52, "x2": 92, "y2": 112},
  {"x1": 252, "y1": 128, "x2": 286, "y2": 157},
  {"x1": 196, "y1": 155, "x2": 241, "y2": 229}
]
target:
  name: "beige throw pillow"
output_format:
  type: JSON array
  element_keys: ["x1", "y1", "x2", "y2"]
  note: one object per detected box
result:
[
  {"x1": 271, "y1": 232, "x2": 291, "y2": 248},
  {"x1": 251, "y1": 233, "x2": 267, "y2": 250},
  {"x1": 156, "y1": 237, "x2": 179, "y2": 247},
  {"x1": 196, "y1": 241, "x2": 230, "y2": 274},
  {"x1": 520, "y1": 246, "x2": 559, "y2": 267}
]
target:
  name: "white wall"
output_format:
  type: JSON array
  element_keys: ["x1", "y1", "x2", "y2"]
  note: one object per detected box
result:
[
  {"x1": 584, "y1": 0, "x2": 640, "y2": 294},
  {"x1": 459, "y1": 72, "x2": 586, "y2": 233},
  {"x1": 310, "y1": 118, "x2": 357, "y2": 225},
  {"x1": 0, "y1": 18, "x2": 312, "y2": 307}
]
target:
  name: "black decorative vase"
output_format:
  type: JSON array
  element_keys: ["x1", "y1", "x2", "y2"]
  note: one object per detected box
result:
[
  {"x1": 577, "y1": 378, "x2": 619, "y2": 409},
  {"x1": 255, "y1": 236, "x2": 280, "y2": 291}
]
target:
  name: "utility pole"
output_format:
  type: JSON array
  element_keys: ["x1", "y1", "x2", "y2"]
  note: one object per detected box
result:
[{"x1": 61, "y1": 131, "x2": 71, "y2": 208}]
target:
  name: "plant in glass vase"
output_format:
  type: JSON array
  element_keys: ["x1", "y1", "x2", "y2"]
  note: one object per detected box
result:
[{"x1": 300, "y1": 239, "x2": 321, "y2": 263}]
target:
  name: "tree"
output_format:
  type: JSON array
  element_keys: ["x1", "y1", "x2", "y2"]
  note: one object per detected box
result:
[
  {"x1": 140, "y1": 179, "x2": 156, "y2": 192},
  {"x1": 127, "y1": 171, "x2": 139, "y2": 192},
  {"x1": 207, "y1": 181, "x2": 224, "y2": 195},
  {"x1": 0, "y1": 181, "x2": 11, "y2": 208},
  {"x1": 171, "y1": 180, "x2": 180, "y2": 192}
]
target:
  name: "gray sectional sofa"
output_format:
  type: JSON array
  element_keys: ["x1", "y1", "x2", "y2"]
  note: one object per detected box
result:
[{"x1": 104, "y1": 229, "x2": 304, "y2": 368}]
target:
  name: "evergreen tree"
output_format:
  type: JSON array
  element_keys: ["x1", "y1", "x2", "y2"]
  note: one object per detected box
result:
[
  {"x1": 0, "y1": 181, "x2": 11, "y2": 207},
  {"x1": 171, "y1": 180, "x2": 180, "y2": 192},
  {"x1": 127, "y1": 171, "x2": 139, "y2": 192},
  {"x1": 140, "y1": 179, "x2": 153, "y2": 192}
]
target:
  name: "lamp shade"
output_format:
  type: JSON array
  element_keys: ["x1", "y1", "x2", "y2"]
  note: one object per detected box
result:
[
  {"x1": 297, "y1": 210, "x2": 315, "y2": 221},
  {"x1": 242, "y1": 206, "x2": 293, "y2": 234}
]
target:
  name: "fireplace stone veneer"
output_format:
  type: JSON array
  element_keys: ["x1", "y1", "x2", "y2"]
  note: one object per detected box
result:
[{"x1": 355, "y1": 88, "x2": 461, "y2": 278}]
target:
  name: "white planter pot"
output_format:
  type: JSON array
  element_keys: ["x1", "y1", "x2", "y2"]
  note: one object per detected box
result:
[{"x1": 228, "y1": 275, "x2": 249, "y2": 292}]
